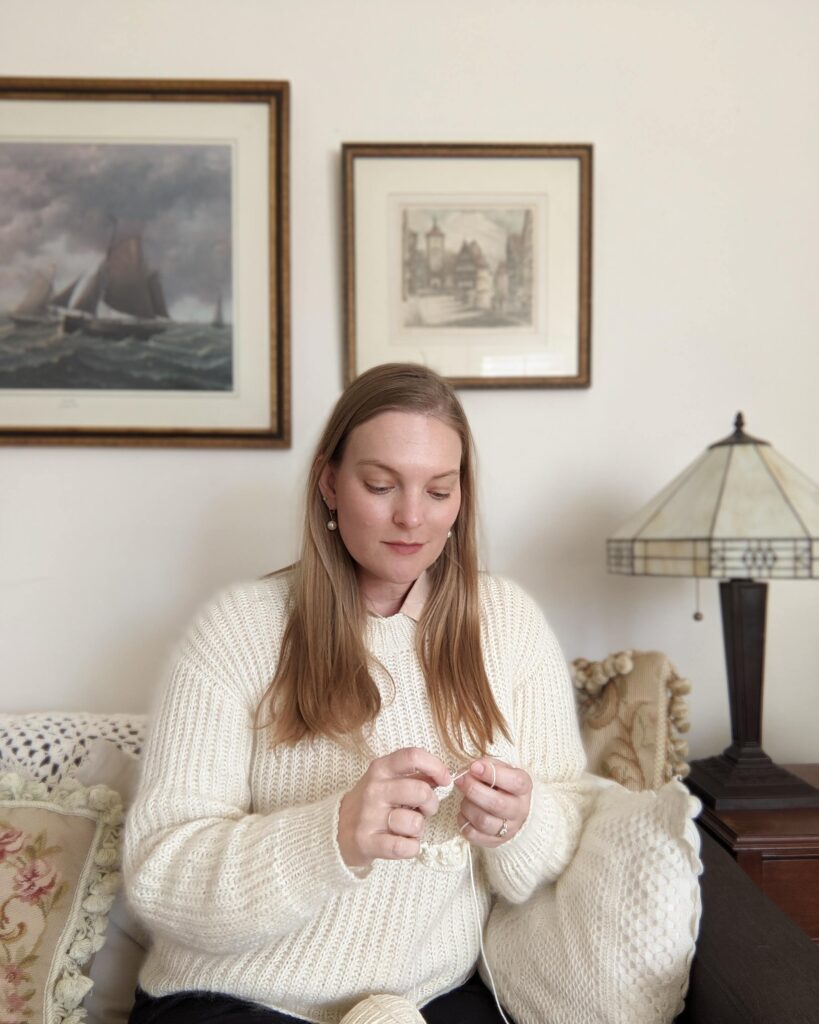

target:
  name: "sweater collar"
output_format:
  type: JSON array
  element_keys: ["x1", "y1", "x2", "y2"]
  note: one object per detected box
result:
[
  {"x1": 367, "y1": 571, "x2": 430, "y2": 622},
  {"x1": 397, "y1": 571, "x2": 430, "y2": 622}
]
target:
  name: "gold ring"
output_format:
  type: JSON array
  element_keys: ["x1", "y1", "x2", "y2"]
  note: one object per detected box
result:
[
  {"x1": 387, "y1": 809, "x2": 397, "y2": 833},
  {"x1": 496, "y1": 819, "x2": 509, "y2": 838}
]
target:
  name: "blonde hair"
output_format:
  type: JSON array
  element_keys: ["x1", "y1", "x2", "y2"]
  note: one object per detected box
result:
[{"x1": 258, "y1": 363, "x2": 509, "y2": 758}]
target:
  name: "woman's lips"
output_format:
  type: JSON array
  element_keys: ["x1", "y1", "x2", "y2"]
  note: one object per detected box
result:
[{"x1": 384, "y1": 542, "x2": 424, "y2": 554}]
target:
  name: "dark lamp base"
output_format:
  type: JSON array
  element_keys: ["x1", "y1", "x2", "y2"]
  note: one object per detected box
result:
[
  {"x1": 686, "y1": 751, "x2": 819, "y2": 810},
  {"x1": 686, "y1": 577, "x2": 819, "y2": 811}
]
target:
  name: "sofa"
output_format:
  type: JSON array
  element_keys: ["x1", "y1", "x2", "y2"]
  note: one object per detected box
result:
[{"x1": 2, "y1": 651, "x2": 819, "y2": 1023}]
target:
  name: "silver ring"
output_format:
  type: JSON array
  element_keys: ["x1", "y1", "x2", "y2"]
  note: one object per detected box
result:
[{"x1": 496, "y1": 819, "x2": 509, "y2": 838}]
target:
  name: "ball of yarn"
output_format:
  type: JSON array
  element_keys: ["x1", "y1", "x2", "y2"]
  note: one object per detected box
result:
[{"x1": 340, "y1": 994, "x2": 426, "y2": 1024}]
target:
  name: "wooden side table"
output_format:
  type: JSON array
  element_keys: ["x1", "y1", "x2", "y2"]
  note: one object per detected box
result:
[{"x1": 696, "y1": 764, "x2": 819, "y2": 944}]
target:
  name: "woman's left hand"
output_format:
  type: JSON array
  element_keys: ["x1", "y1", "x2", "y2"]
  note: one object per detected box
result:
[{"x1": 455, "y1": 758, "x2": 532, "y2": 847}]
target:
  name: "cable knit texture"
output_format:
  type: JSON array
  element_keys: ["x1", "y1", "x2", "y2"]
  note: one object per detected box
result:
[
  {"x1": 124, "y1": 571, "x2": 586, "y2": 1022},
  {"x1": 484, "y1": 777, "x2": 703, "y2": 1024}
]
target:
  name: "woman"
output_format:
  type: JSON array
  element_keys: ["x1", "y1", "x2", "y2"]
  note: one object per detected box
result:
[{"x1": 125, "y1": 363, "x2": 587, "y2": 1024}]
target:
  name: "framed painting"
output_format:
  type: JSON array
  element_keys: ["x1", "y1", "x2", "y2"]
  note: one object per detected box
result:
[
  {"x1": 0, "y1": 77, "x2": 290, "y2": 447},
  {"x1": 343, "y1": 143, "x2": 592, "y2": 388}
]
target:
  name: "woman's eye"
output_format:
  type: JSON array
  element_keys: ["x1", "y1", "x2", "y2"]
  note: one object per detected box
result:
[
  {"x1": 429, "y1": 491, "x2": 450, "y2": 501},
  {"x1": 364, "y1": 483, "x2": 392, "y2": 494}
]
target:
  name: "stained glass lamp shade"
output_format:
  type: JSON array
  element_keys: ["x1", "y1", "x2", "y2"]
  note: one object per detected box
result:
[{"x1": 607, "y1": 414, "x2": 819, "y2": 809}]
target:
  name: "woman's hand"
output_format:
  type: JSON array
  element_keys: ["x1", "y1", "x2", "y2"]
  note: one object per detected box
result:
[
  {"x1": 455, "y1": 758, "x2": 532, "y2": 847},
  {"x1": 338, "y1": 747, "x2": 450, "y2": 868}
]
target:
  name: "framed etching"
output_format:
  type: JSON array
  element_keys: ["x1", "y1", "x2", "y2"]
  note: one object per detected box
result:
[
  {"x1": 343, "y1": 143, "x2": 592, "y2": 388},
  {"x1": 0, "y1": 77, "x2": 290, "y2": 447}
]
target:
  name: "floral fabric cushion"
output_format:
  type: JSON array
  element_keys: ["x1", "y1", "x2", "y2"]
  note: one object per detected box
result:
[
  {"x1": 484, "y1": 777, "x2": 703, "y2": 1024},
  {"x1": 0, "y1": 772, "x2": 123, "y2": 1024}
]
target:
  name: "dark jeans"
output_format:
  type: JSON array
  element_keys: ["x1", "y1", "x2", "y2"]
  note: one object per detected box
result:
[{"x1": 129, "y1": 971, "x2": 513, "y2": 1023}]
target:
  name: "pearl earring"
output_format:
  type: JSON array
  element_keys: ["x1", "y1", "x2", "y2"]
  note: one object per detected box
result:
[
  {"x1": 327, "y1": 507, "x2": 338, "y2": 531},
  {"x1": 447, "y1": 530, "x2": 452, "y2": 539}
]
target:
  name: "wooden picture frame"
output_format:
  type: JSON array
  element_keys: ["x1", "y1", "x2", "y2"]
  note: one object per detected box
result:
[
  {"x1": 0, "y1": 77, "x2": 290, "y2": 447},
  {"x1": 343, "y1": 142, "x2": 592, "y2": 388}
]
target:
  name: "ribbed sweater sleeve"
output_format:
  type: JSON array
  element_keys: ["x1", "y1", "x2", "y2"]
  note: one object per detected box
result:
[
  {"x1": 481, "y1": 578, "x2": 589, "y2": 904},
  {"x1": 124, "y1": 609, "x2": 365, "y2": 954}
]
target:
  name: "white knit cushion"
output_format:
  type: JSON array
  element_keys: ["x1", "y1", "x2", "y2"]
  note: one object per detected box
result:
[
  {"x1": 74, "y1": 738, "x2": 142, "y2": 811},
  {"x1": 0, "y1": 713, "x2": 147, "y2": 785},
  {"x1": 484, "y1": 778, "x2": 703, "y2": 1024}
]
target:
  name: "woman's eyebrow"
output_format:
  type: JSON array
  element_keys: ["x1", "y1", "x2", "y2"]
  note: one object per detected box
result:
[{"x1": 356, "y1": 459, "x2": 459, "y2": 480}]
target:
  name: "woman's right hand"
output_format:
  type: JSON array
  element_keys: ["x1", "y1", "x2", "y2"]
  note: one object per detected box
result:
[{"x1": 338, "y1": 747, "x2": 450, "y2": 868}]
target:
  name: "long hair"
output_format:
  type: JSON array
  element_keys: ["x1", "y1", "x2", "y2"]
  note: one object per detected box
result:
[{"x1": 257, "y1": 363, "x2": 509, "y2": 759}]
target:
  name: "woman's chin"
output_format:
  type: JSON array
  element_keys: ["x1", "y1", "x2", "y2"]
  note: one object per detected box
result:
[{"x1": 357, "y1": 558, "x2": 426, "y2": 589}]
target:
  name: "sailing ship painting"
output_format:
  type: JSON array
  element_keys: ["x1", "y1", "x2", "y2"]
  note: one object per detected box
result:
[
  {"x1": 0, "y1": 140, "x2": 233, "y2": 391},
  {"x1": 62, "y1": 233, "x2": 172, "y2": 340},
  {"x1": 9, "y1": 268, "x2": 74, "y2": 327}
]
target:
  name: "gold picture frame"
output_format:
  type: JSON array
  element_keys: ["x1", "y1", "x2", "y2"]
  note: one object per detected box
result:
[
  {"x1": 344, "y1": 142, "x2": 592, "y2": 388},
  {"x1": 0, "y1": 77, "x2": 290, "y2": 447}
]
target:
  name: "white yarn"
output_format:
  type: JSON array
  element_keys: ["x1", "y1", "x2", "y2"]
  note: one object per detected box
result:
[
  {"x1": 426, "y1": 763, "x2": 512, "y2": 1024},
  {"x1": 432, "y1": 766, "x2": 470, "y2": 801},
  {"x1": 340, "y1": 993, "x2": 425, "y2": 1023},
  {"x1": 466, "y1": 843, "x2": 512, "y2": 1024}
]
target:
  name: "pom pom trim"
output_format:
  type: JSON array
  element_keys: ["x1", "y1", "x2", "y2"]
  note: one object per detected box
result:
[{"x1": 0, "y1": 771, "x2": 123, "y2": 1023}]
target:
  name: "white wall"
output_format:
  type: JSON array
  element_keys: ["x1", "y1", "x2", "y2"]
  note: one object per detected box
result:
[{"x1": 2, "y1": 0, "x2": 818, "y2": 764}]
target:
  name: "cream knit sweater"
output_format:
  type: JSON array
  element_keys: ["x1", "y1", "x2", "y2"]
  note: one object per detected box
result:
[{"x1": 124, "y1": 572, "x2": 587, "y2": 1023}]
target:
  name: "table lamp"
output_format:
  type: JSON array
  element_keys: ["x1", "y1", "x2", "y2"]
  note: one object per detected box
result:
[{"x1": 607, "y1": 413, "x2": 819, "y2": 810}]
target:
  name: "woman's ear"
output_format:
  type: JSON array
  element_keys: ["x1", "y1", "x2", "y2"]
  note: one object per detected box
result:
[{"x1": 318, "y1": 462, "x2": 337, "y2": 508}]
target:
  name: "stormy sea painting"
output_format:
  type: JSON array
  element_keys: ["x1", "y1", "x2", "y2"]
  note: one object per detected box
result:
[{"x1": 0, "y1": 141, "x2": 233, "y2": 391}]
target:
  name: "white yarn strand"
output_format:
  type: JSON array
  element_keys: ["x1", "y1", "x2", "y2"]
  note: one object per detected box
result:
[
  {"x1": 433, "y1": 766, "x2": 470, "y2": 801},
  {"x1": 466, "y1": 843, "x2": 512, "y2": 1024},
  {"x1": 429, "y1": 761, "x2": 512, "y2": 1022}
]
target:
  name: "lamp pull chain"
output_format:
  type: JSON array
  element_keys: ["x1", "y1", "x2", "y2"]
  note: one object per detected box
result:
[{"x1": 693, "y1": 578, "x2": 703, "y2": 622}]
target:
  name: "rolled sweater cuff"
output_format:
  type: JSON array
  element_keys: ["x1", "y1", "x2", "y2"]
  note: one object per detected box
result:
[
  {"x1": 482, "y1": 780, "x2": 578, "y2": 904},
  {"x1": 271, "y1": 791, "x2": 369, "y2": 917}
]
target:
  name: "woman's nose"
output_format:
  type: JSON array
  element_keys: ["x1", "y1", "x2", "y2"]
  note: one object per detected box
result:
[{"x1": 393, "y1": 492, "x2": 422, "y2": 528}]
